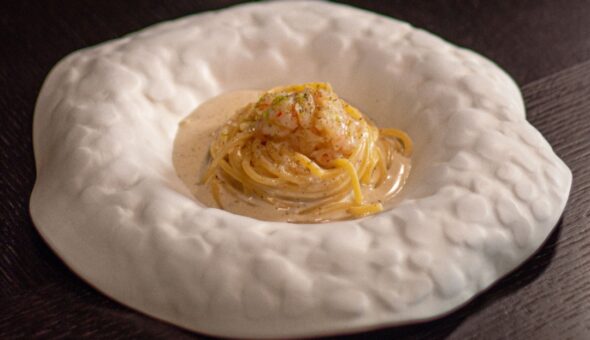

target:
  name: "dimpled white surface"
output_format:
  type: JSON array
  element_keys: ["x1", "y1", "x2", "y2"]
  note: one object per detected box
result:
[{"x1": 30, "y1": 1, "x2": 572, "y2": 338}]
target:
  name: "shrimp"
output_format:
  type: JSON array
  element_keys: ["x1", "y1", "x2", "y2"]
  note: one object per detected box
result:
[
  {"x1": 251, "y1": 83, "x2": 361, "y2": 167},
  {"x1": 255, "y1": 92, "x2": 300, "y2": 136}
]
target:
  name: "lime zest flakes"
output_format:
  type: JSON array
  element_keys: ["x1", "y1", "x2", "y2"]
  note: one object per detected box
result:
[{"x1": 271, "y1": 94, "x2": 287, "y2": 107}]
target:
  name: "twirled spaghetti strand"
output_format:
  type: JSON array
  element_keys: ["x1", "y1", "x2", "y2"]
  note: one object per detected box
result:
[{"x1": 202, "y1": 83, "x2": 412, "y2": 220}]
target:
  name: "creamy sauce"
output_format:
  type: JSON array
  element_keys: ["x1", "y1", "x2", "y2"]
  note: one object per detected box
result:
[{"x1": 173, "y1": 91, "x2": 410, "y2": 223}]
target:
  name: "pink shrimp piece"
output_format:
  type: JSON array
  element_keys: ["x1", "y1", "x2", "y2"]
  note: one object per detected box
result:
[{"x1": 252, "y1": 83, "x2": 360, "y2": 167}]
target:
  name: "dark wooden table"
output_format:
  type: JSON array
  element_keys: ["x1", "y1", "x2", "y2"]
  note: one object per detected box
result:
[{"x1": 1, "y1": 1, "x2": 589, "y2": 339}]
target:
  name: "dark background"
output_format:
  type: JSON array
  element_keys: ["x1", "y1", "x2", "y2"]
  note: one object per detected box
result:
[{"x1": 1, "y1": 0, "x2": 589, "y2": 339}]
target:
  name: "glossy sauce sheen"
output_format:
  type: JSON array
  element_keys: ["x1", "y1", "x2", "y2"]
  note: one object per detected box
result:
[{"x1": 173, "y1": 91, "x2": 410, "y2": 222}]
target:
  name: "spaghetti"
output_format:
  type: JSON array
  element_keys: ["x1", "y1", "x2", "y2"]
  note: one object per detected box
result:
[{"x1": 201, "y1": 82, "x2": 412, "y2": 221}]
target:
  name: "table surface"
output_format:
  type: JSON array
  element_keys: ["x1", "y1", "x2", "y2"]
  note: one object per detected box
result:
[{"x1": 1, "y1": 1, "x2": 589, "y2": 339}]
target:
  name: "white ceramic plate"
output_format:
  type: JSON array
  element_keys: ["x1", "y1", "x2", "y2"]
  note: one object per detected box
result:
[{"x1": 30, "y1": 1, "x2": 572, "y2": 338}]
